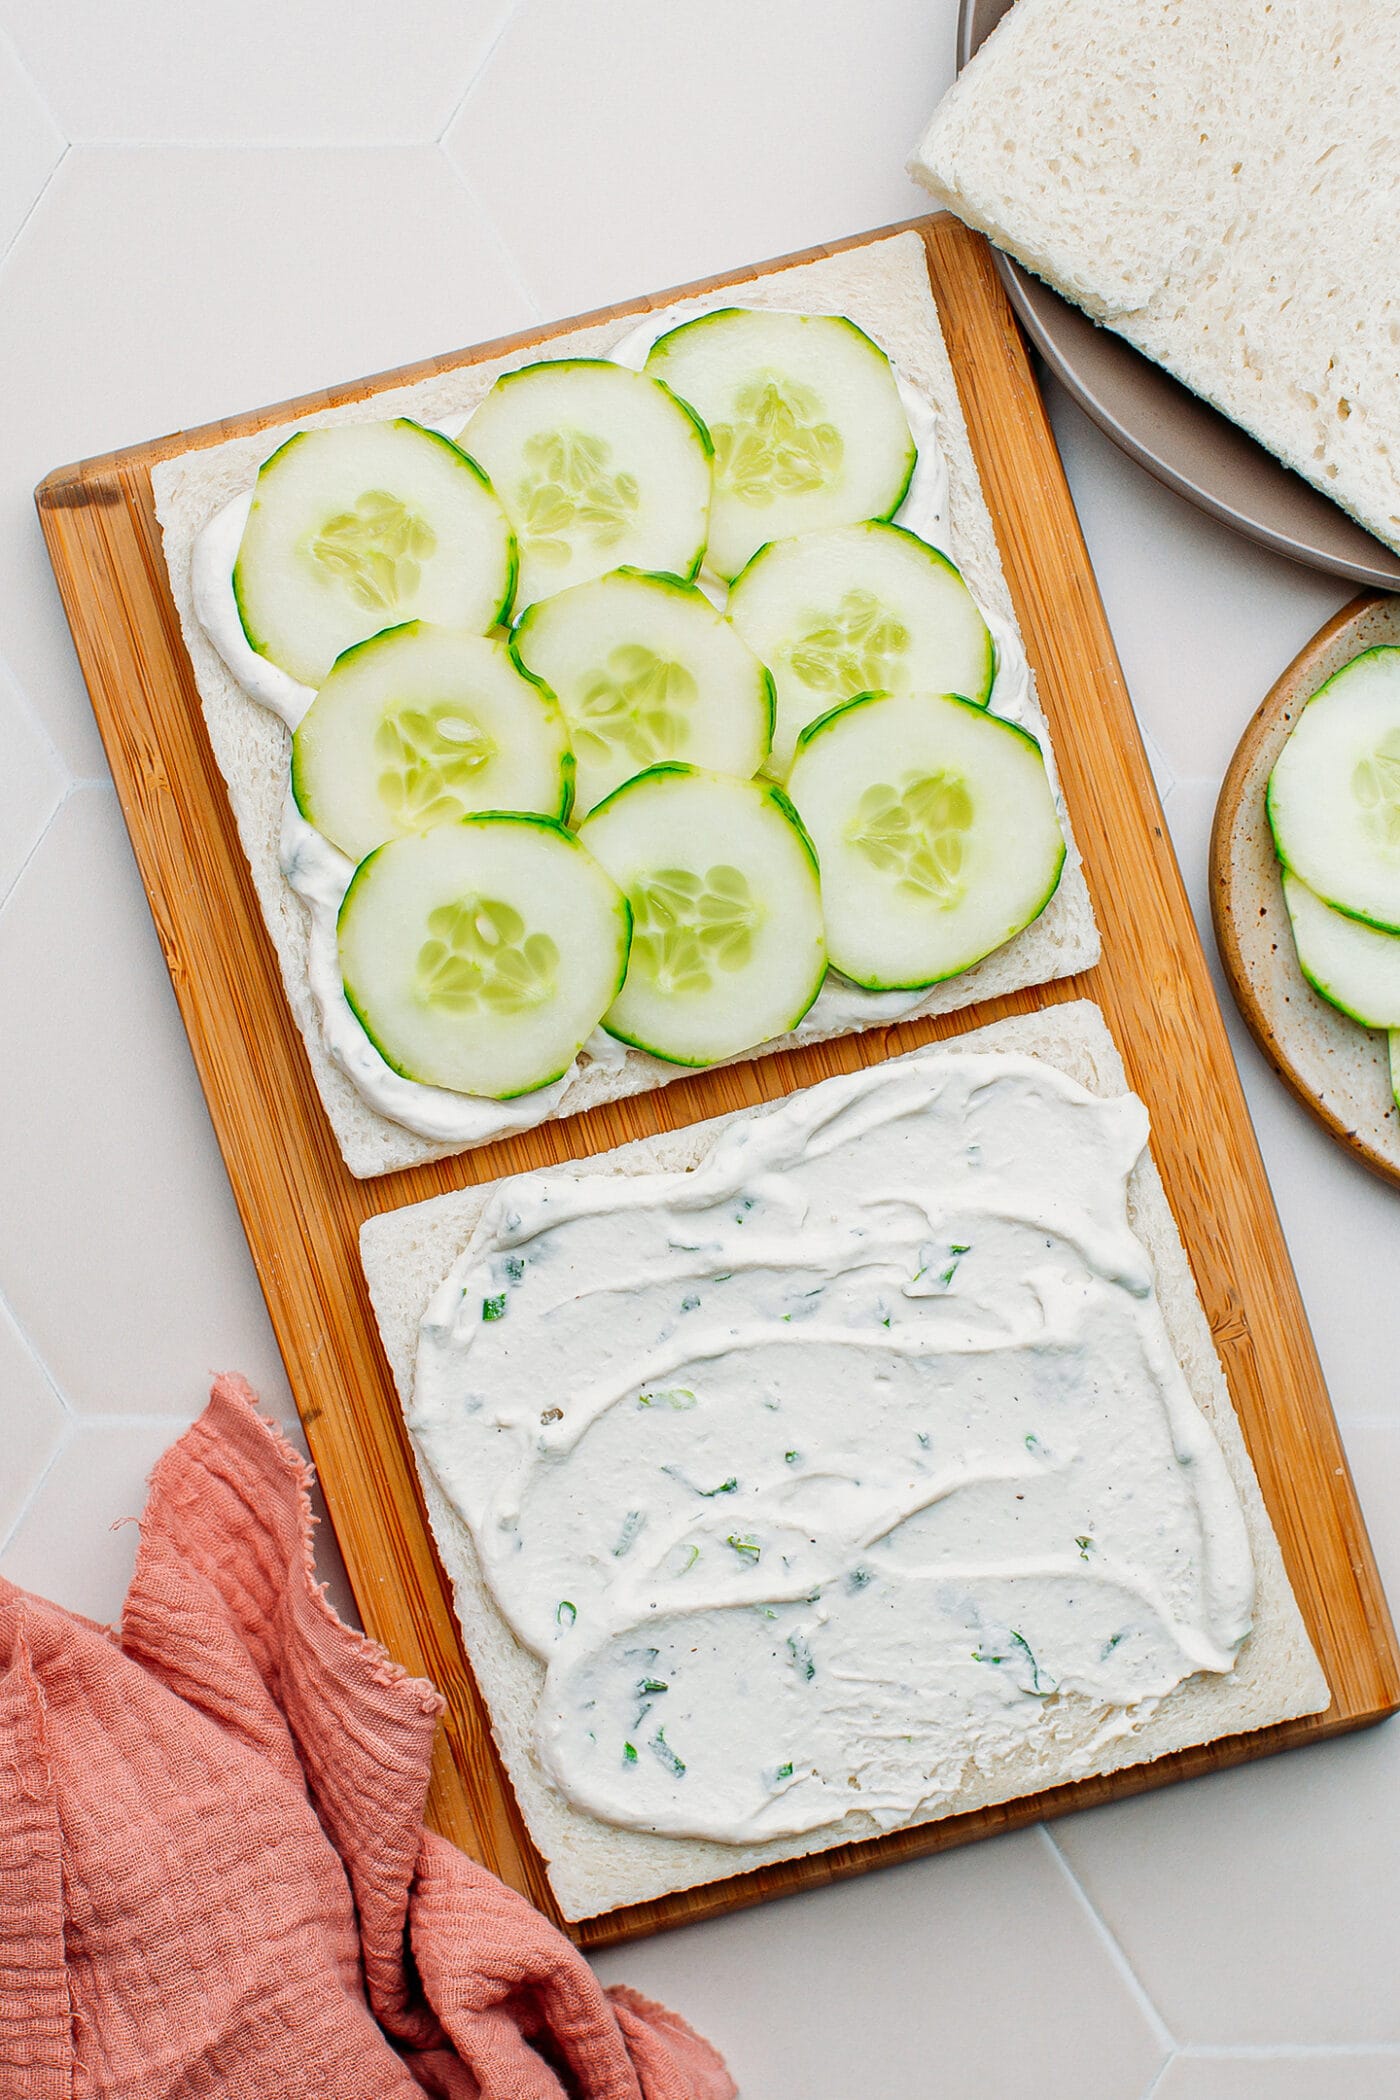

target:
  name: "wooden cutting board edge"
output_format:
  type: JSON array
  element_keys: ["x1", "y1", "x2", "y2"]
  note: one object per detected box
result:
[{"x1": 35, "y1": 213, "x2": 1400, "y2": 1949}]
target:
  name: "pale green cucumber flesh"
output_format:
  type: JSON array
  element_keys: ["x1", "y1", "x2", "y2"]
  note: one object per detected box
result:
[
  {"x1": 578, "y1": 763, "x2": 826, "y2": 1065},
  {"x1": 233, "y1": 419, "x2": 516, "y2": 688},
  {"x1": 511, "y1": 566, "x2": 772, "y2": 818},
  {"x1": 786, "y1": 689, "x2": 1064, "y2": 990},
  {"x1": 727, "y1": 521, "x2": 994, "y2": 777},
  {"x1": 645, "y1": 308, "x2": 915, "y2": 582},
  {"x1": 292, "y1": 623, "x2": 573, "y2": 859},
  {"x1": 1282, "y1": 869, "x2": 1400, "y2": 1028},
  {"x1": 338, "y1": 814, "x2": 629, "y2": 1099},
  {"x1": 459, "y1": 360, "x2": 711, "y2": 611},
  {"x1": 1267, "y1": 647, "x2": 1400, "y2": 932}
]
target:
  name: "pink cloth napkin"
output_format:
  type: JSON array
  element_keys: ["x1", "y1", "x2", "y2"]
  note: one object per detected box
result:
[{"x1": 0, "y1": 1374, "x2": 736, "y2": 2100}]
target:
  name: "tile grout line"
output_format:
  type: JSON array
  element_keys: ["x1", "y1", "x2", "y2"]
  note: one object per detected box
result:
[
  {"x1": 1, "y1": 1415, "x2": 207, "y2": 1565},
  {"x1": 1037, "y1": 1824, "x2": 1178, "y2": 2055},
  {"x1": 1136, "y1": 2058, "x2": 1174, "y2": 2100},
  {"x1": 51, "y1": 136, "x2": 444, "y2": 152},
  {"x1": 0, "y1": 140, "x2": 69, "y2": 276},
  {"x1": 0, "y1": 644, "x2": 76, "y2": 790},
  {"x1": 441, "y1": 152, "x2": 544, "y2": 325},
  {"x1": 0, "y1": 1415, "x2": 75, "y2": 1561},
  {"x1": 1179, "y1": 2043, "x2": 1400, "y2": 2060},
  {"x1": 0, "y1": 778, "x2": 115, "y2": 924},
  {"x1": 435, "y1": 0, "x2": 527, "y2": 148},
  {"x1": 0, "y1": 1276, "x2": 72, "y2": 1421}
]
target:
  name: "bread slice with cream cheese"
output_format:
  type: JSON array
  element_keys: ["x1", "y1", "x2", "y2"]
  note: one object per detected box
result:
[{"x1": 359, "y1": 997, "x2": 1328, "y2": 1924}]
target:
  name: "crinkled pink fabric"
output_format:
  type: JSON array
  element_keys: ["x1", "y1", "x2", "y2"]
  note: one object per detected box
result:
[{"x1": 0, "y1": 1375, "x2": 736, "y2": 2100}]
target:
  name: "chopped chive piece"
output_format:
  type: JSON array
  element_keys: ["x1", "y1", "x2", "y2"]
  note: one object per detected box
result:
[
  {"x1": 784, "y1": 1450, "x2": 800, "y2": 1465},
  {"x1": 650, "y1": 1728, "x2": 686, "y2": 1778},
  {"x1": 638, "y1": 1385, "x2": 697, "y2": 1411},
  {"x1": 1102, "y1": 1630, "x2": 1126, "y2": 1660},
  {"x1": 482, "y1": 1293, "x2": 507, "y2": 1321},
  {"x1": 1025, "y1": 1433, "x2": 1040, "y2": 1452},
  {"x1": 504, "y1": 1255, "x2": 525, "y2": 1282},
  {"x1": 680, "y1": 1294, "x2": 701, "y2": 1313},
  {"x1": 623, "y1": 1741, "x2": 638, "y2": 1766},
  {"x1": 698, "y1": 1476, "x2": 738, "y2": 1497},
  {"x1": 1075, "y1": 1535, "x2": 1093, "y2": 1560},
  {"x1": 713, "y1": 1271, "x2": 732, "y2": 1282},
  {"x1": 881, "y1": 1315, "x2": 892, "y2": 1328},
  {"x1": 612, "y1": 1510, "x2": 646, "y2": 1558},
  {"x1": 846, "y1": 1565, "x2": 873, "y2": 1593},
  {"x1": 556, "y1": 1599, "x2": 577, "y2": 1629},
  {"x1": 938, "y1": 1264, "x2": 958, "y2": 1286},
  {"x1": 916, "y1": 1431, "x2": 931, "y2": 1449},
  {"x1": 776, "y1": 1761, "x2": 794, "y2": 1780},
  {"x1": 669, "y1": 1543, "x2": 700, "y2": 1575},
  {"x1": 726, "y1": 1533, "x2": 761, "y2": 1563},
  {"x1": 786, "y1": 1632, "x2": 816, "y2": 1681},
  {"x1": 950, "y1": 1243, "x2": 971, "y2": 1256},
  {"x1": 638, "y1": 1677, "x2": 668, "y2": 1696},
  {"x1": 1008, "y1": 1629, "x2": 1056, "y2": 1696}
]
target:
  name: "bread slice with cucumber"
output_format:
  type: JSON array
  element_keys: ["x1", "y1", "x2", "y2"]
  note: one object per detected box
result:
[{"x1": 153, "y1": 230, "x2": 1098, "y2": 1177}]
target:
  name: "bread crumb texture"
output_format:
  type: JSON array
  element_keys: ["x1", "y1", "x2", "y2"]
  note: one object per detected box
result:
[{"x1": 912, "y1": 0, "x2": 1400, "y2": 549}]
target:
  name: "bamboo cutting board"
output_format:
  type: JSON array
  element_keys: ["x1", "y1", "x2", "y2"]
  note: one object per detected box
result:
[{"x1": 36, "y1": 215, "x2": 1400, "y2": 1948}]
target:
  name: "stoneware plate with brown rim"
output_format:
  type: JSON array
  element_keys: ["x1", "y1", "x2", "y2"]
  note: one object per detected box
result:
[
  {"x1": 956, "y1": 0, "x2": 1400, "y2": 592},
  {"x1": 1212, "y1": 595, "x2": 1400, "y2": 1190}
]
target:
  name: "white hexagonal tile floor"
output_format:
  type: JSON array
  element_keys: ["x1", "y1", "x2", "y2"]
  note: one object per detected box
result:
[{"x1": 2, "y1": 5, "x2": 1399, "y2": 2090}]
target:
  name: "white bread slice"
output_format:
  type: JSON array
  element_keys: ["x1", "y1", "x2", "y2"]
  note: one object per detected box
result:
[
  {"x1": 151, "y1": 230, "x2": 1097, "y2": 1179},
  {"x1": 911, "y1": 0, "x2": 1400, "y2": 555},
  {"x1": 360, "y1": 998, "x2": 1328, "y2": 1923}
]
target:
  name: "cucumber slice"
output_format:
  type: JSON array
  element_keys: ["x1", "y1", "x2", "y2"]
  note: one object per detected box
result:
[
  {"x1": 291, "y1": 623, "x2": 571, "y2": 860},
  {"x1": 1267, "y1": 647, "x2": 1400, "y2": 932},
  {"x1": 338, "y1": 815, "x2": 629, "y2": 1099},
  {"x1": 460, "y1": 360, "x2": 711, "y2": 610},
  {"x1": 1391, "y1": 1032, "x2": 1400, "y2": 1111},
  {"x1": 1282, "y1": 869, "x2": 1400, "y2": 1028},
  {"x1": 785, "y1": 690, "x2": 1064, "y2": 990},
  {"x1": 644, "y1": 309, "x2": 915, "y2": 582},
  {"x1": 511, "y1": 567, "x2": 772, "y2": 818},
  {"x1": 727, "y1": 522, "x2": 994, "y2": 778},
  {"x1": 233, "y1": 419, "x2": 515, "y2": 687},
  {"x1": 577, "y1": 765, "x2": 826, "y2": 1065}
]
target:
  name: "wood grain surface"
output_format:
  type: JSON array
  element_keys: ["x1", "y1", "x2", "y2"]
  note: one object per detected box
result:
[
  {"x1": 1212, "y1": 592, "x2": 1400, "y2": 1191},
  {"x1": 36, "y1": 214, "x2": 1400, "y2": 1948}
]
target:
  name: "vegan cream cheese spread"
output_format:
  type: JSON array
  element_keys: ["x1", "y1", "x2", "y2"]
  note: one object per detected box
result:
[
  {"x1": 191, "y1": 304, "x2": 1039, "y2": 1145},
  {"x1": 408, "y1": 1050, "x2": 1256, "y2": 1846}
]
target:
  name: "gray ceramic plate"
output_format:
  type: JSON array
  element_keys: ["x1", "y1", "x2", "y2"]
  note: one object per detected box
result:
[
  {"x1": 957, "y1": 0, "x2": 1400, "y2": 589},
  {"x1": 1211, "y1": 594, "x2": 1400, "y2": 1190}
]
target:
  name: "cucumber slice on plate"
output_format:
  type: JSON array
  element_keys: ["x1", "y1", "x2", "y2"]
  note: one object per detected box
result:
[
  {"x1": 1267, "y1": 647, "x2": 1400, "y2": 932},
  {"x1": 577, "y1": 765, "x2": 826, "y2": 1065},
  {"x1": 338, "y1": 814, "x2": 629, "y2": 1099},
  {"x1": 511, "y1": 567, "x2": 773, "y2": 818},
  {"x1": 785, "y1": 690, "x2": 1064, "y2": 990},
  {"x1": 461, "y1": 360, "x2": 712, "y2": 610},
  {"x1": 292, "y1": 624, "x2": 572, "y2": 859},
  {"x1": 644, "y1": 309, "x2": 915, "y2": 581},
  {"x1": 233, "y1": 419, "x2": 516, "y2": 687},
  {"x1": 1282, "y1": 869, "x2": 1400, "y2": 1028},
  {"x1": 727, "y1": 521, "x2": 994, "y2": 777}
]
